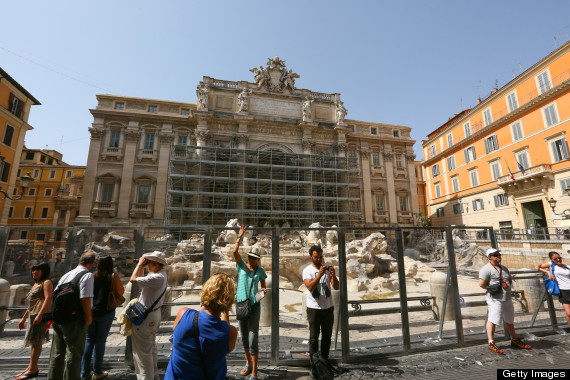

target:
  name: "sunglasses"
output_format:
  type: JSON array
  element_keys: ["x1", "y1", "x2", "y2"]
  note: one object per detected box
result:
[
  {"x1": 553, "y1": 257, "x2": 562, "y2": 261},
  {"x1": 490, "y1": 254, "x2": 502, "y2": 257}
]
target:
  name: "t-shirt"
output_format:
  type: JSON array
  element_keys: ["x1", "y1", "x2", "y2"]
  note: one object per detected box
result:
[
  {"x1": 236, "y1": 260, "x2": 267, "y2": 305},
  {"x1": 303, "y1": 264, "x2": 333, "y2": 310},
  {"x1": 165, "y1": 309, "x2": 230, "y2": 380},
  {"x1": 137, "y1": 269, "x2": 167, "y2": 310},
  {"x1": 553, "y1": 264, "x2": 570, "y2": 290},
  {"x1": 479, "y1": 263, "x2": 511, "y2": 302},
  {"x1": 55, "y1": 266, "x2": 94, "y2": 302}
]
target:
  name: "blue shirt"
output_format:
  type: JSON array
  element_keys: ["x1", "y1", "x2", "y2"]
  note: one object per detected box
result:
[
  {"x1": 165, "y1": 309, "x2": 230, "y2": 380},
  {"x1": 236, "y1": 259, "x2": 267, "y2": 305}
]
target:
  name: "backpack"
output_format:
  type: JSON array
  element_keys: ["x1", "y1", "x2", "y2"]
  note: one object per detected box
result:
[
  {"x1": 311, "y1": 353, "x2": 335, "y2": 380},
  {"x1": 52, "y1": 270, "x2": 89, "y2": 325}
]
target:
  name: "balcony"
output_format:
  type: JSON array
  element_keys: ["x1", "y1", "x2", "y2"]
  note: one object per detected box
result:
[
  {"x1": 129, "y1": 203, "x2": 153, "y2": 218},
  {"x1": 137, "y1": 149, "x2": 158, "y2": 163},
  {"x1": 101, "y1": 146, "x2": 124, "y2": 161},
  {"x1": 498, "y1": 164, "x2": 553, "y2": 185},
  {"x1": 91, "y1": 201, "x2": 117, "y2": 217}
]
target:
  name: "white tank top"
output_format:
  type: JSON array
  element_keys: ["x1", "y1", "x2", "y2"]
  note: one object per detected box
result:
[{"x1": 554, "y1": 264, "x2": 570, "y2": 290}]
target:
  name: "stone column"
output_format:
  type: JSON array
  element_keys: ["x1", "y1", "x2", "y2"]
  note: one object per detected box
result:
[
  {"x1": 360, "y1": 150, "x2": 374, "y2": 225},
  {"x1": 154, "y1": 133, "x2": 174, "y2": 220},
  {"x1": 383, "y1": 151, "x2": 398, "y2": 223},
  {"x1": 76, "y1": 125, "x2": 105, "y2": 224},
  {"x1": 116, "y1": 127, "x2": 140, "y2": 220},
  {"x1": 406, "y1": 153, "x2": 419, "y2": 218}
]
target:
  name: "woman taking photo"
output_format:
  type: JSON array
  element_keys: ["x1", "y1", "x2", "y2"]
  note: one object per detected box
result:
[
  {"x1": 16, "y1": 262, "x2": 53, "y2": 380},
  {"x1": 233, "y1": 225, "x2": 267, "y2": 380},
  {"x1": 536, "y1": 251, "x2": 570, "y2": 326},
  {"x1": 81, "y1": 256, "x2": 125, "y2": 380},
  {"x1": 165, "y1": 273, "x2": 238, "y2": 379}
]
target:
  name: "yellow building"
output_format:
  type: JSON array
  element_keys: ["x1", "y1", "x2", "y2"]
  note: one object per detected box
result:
[
  {"x1": 422, "y1": 41, "x2": 570, "y2": 236},
  {"x1": 8, "y1": 148, "x2": 85, "y2": 247},
  {"x1": 0, "y1": 68, "x2": 41, "y2": 225}
]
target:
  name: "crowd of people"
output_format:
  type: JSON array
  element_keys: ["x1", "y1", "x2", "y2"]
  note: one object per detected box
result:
[{"x1": 11, "y1": 231, "x2": 570, "y2": 379}]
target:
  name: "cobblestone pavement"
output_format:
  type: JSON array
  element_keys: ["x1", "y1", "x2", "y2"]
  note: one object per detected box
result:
[{"x1": 1, "y1": 329, "x2": 569, "y2": 379}]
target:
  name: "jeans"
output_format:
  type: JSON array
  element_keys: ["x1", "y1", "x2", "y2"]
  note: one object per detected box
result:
[
  {"x1": 47, "y1": 319, "x2": 87, "y2": 380},
  {"x1": 306, "y1": 306, "x2": 334, "y2": 359},
  {"x1": 81, "y1": 310, "x2": 115, "y2": 377},
  {"x1": 238, "y1": 302, "x2": 261, "y2": 354}
]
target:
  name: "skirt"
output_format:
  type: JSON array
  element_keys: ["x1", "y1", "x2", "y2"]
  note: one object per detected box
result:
[{"x1": 23, "y1": 318, "x2": 50, "y2": 348}]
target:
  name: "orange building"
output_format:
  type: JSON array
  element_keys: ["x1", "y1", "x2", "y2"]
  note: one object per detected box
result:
[
  {"x1": 421, "y1": 41, "x2": 570, "y2": 235},
  {"x1": 7, "y1": 148, "x2": 85, "y2": 247},
  {"x1": 0, "y1": 68, "x2": 40, "y2": 224}
]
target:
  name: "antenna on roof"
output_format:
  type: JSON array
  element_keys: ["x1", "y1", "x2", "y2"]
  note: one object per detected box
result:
[
  {"x1": 460, "y1": 97, "x2": 463, "y2": 110},
  {"x1": 474, "y1": 80, "x2": 482, "y2": 98}
]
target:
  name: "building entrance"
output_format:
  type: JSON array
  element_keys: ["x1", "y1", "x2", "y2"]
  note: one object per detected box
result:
[{"x1": 522, "y1": 200, "x2": 547, "y2": 231}]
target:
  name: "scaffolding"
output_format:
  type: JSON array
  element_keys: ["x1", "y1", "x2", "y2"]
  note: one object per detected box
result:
[{"x1": 165, "y1": 145, "x2": 363, "y2": 227}]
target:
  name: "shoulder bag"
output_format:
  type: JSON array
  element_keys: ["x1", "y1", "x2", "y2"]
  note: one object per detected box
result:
[
  {"x1": 108, "y1": 273, "x2": 126, "y2": 310},
  {"x1": 236, "y1": 266, "x2": 258, "y2": 321},
  {"x1": 192, "y1": 311, "x2": 208, "y2": 379},
  {"x1": 125, "y1": 283, "x2": 167, "y2": 326},
  {"x1": 544, "y1": 262, "x2": 560, "y2": 296},
  {"x1": 487, "y1": 265, "x2": 505, "y2": 296}
]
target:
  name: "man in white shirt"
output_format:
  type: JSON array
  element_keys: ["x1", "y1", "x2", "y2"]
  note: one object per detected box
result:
[{"x1": 303, "y1": 245, "x2": 339, "y2": 363}]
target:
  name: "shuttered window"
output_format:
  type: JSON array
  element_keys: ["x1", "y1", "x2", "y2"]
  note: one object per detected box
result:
[
  {"x1": 551, "y1": 138, "x2": 569, "y2": 162},
  {"x1": 536, "y1": 71, "x2": 552, "y2": 94},
  {"x1": 543, "y1": 104, "x2": 559, "y2": 127},
  {"x1": 506, "y1": 92, "x2": 518, "y2": 112},
  {"x1": 511, "y1": 121, "x2": 523, "y2": 141},
  {"x1": 484, "y1": 135, "x2": 499, "y2": 154}
]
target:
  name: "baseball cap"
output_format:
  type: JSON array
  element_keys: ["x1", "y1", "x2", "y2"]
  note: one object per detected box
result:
[{"x1": 486, "y1": 248, "x2": 500, "y2": 258}]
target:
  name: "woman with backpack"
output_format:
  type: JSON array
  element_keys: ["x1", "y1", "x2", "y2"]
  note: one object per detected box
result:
[
  {"x1": 16, "y1": 262, "x2": 53, "y2": 380},
  {"x1": 80, "y1": 256, "x2": 124, "y2": 380},
  {"x1": 536, "y1": 251, "x2": 570, "y2": 326}
]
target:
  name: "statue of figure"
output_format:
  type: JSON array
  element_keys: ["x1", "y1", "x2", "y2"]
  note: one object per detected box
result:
[
  {"x1": 325, "y1": 225, "x2": 338, "y2": 248},
  {"x1": 302, "y1": 97, "x2": 313, "y2": 122},
  {"x1": 237, "y1": 87, "x2": 251, "y2": 113},
  {"x1": 283, "y1": 69, "x2": 300, "y2": 92},
  {"x1": 250, "y1": 66, "x2": 268, "y2": 89},
  {"x1": 335, "y1": 100, "x2": 347, "y2": 125},
  {"x1": 197, "y1": 84, "x2": 209, "y2": 109}
]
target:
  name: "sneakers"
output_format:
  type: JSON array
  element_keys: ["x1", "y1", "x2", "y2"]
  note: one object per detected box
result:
[
  {"x1": 488, "y1": 341, "x2": 504, "y2": 355},
  {"x1": 511, "y1": 338, "x2": 531, "y2": 349}
]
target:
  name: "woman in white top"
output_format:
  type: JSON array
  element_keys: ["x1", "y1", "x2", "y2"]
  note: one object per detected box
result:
[{"x1": 536, "y1": 251, "x2": 570, "y2": 326}]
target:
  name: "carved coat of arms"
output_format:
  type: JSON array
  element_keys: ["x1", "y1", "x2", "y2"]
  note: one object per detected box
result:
[{"x1": 250, "y1": 56, "x2": 300, "y2": 93}]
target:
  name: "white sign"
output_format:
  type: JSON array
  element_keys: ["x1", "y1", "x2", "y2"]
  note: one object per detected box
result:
[{"x1": 250, "y1": 97, "x2": 300, "y2": 118}]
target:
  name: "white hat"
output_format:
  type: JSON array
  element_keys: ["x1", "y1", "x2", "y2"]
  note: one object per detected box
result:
[
  {"x1": 247, "y1": 247, "x2": 263, "y2": 259},
  {"x1": 486, "y1": 248, "x2": 500, "y2": 258},
  {"x1": 142, "y1": 251, "x2": 167, "y2": 265}
]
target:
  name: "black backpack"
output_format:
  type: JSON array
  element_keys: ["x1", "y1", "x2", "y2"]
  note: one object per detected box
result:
[
  {"x1": 311, "y1": 353, "x2": 335, "y2": 380},
  {"x1": 52, "y1": 270, "x2": 89, "y2": 325}
]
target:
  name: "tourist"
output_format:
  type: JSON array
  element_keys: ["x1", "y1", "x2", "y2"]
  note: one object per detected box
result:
[
  {"x1": 48, "y1": 251, "x2": 95, "y2": 380},
  {"x1": 16, "y1": 262, "x2": 53, "y2": 380},
  {"x1": 479, "y1": 248, "x2": 531, "y2": 354},
  {"x1": 303, "y1": 245, "x2": 339, "y2": 370},
  {"x1": 129, "y1": 251, "x2": 168, "y2": 380},
  {"x1": 81, "y1": 256, "x2": 125, "y2": 379},
  {"x1": 165, "y1": 273, "x2": 238, "y2": 379},
  {"x1": 535, "y1": 251, "x2": 570, "y2": 326},
  {"x1": 233, "y1": 225, "x2": 267, "y2": 380}
]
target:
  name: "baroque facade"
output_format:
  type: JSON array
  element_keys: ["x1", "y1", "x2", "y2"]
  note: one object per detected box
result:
[
  {"x1": 421, "y1": 41, "x2": 570, "y2": 235},
  {"x1": 77, "y1": 57, "x2": 417, "y2": 227}
]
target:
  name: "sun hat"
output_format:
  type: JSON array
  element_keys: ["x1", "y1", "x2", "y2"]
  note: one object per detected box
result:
[
  {"x1": 486, "y1": 248, "x2": 500, "y2": 258},
  {"x1": 142, "y1": 251, "x2": 167, "y2": 265},
  {"x1": 247, "y1": 247, "x2": 263, "y2": 259}
]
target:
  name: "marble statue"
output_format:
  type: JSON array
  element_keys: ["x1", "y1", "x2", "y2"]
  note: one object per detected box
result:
[
  {"x1": 237, "y1": 87, "x2": 252, "y2": 113},
  {"x1": 197, "y1": 84, "x2": 209, "y2": 109},
  {"x1": 302, "y1": 97, "x2": 313, "y2": 122},
  {"x1": 335, "y1": 100, "x2": 347, "y2": 125}
]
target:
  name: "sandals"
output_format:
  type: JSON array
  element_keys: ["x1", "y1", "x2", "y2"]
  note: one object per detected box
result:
[
  {"x1": 250, "y1": 376, "x2": 259, "y2": 380},
  {"x1": 15, "y1": 372, "x2": 39, "y2": 380},
  {"x1": 240, "y1": 365, "x2": 252, "y2": 376},
  {"x1": 511, "y1": 338, "x2": 531, "y2": 349}
]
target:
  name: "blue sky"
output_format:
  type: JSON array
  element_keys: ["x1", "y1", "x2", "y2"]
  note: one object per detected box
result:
[{"x1": 2, "y1": 1, "x2": 569, "y2": 165}]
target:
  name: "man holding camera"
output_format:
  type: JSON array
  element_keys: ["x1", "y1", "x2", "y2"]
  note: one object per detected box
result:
[
  {"x1": 479, "y1": 248, "x2": 530, "y2": 354},
  {"x1": 303, "y1": 245, "x2": 339, "y2": 364}
]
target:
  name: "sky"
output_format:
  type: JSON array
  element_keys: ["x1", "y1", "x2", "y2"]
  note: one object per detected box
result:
[{"x1": 2, "y1": 1, "x2": 570, "y2": 166}]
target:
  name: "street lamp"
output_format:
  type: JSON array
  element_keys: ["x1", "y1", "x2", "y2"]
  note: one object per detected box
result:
[
  {"x1": 0, "y1": 172, "x2": 34, "y2": 201},
  {"x1": 548, "y1": 185, "x2": 570, "y2": 218}
]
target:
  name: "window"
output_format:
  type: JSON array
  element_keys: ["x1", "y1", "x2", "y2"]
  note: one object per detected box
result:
[
  {"x1": 511, "y1": 121, "x2": 524, "y2": 141},
  {"x1": 8, "y1": 207, "x2": 13, "y2": 218},
  {"x1": 143, "y1": 133, "x2": 155, "y2": 150},
  {"x1": 393, "y1": 130, "x2": 400, "y2": 137},
  {"x1": 560, "y1": 178, "x2": 570, "y2": 195},
  {"x1": 472, "y1": 198, "x2": 484, "y2": 211},
  {"x1": 464, "y1": 146, "x2": 476, "y2": 163},
  {"x1": 48, "y1": 158, "x2": 53, "y2": 165},
  {"x1": 370, "y1": 127, "x2": 377, "y2": 135},
  {"x1": 375, "y1": 194, "x2": 384, "y2": 211},
  {"x1": 0, "y1": 161, "x2": 10, "y2": 182},
  {"x1": 41, "y1": 207, "x2": 49, "y2": 218},
  {"x1": 25, "y1": 151, "x2": 34, "y2": 160},
  {"x1": 447, "y1": 133, "x2": 453, "y2": 148},
  {"x1": 469, "y1": 169, "x2": 479, "y2": 187},
  {"x1": 429, "y1": 145, "x2": 436, "y2": 157},
  {"x1": 115, "y1": 102, "x2": 125, "y2": 110},
  {"x1": 66, "y1": 170, "x2": 72, "y2": 178},
  {"x1": 49, "y1": 170, "x2": 56, "y2": 179},
  {"x1": 137, "y1": 185, "x2": 151, "y2": 204},
  {"x1": 395, "y1": 154, "x2": 404, "y2": 169},
  {"x1": 435, "y1": 183, "x2": 442, "y2": 198},
  {"x1": 20, "y1": 231, "x2": 28, "y2": 239},
  {"x1": 432, "y1": 164, "x2": 440, "y2": 178},
  {"x1": 148, "y1": 105, "x2": 157, "y2": 113},
  {"x1": 494, "y1": 193, "x2": 509, "y2": 207},
  {"x1": 372, "y1": 152, "x2": 381, "y2": 166},
  {"x1": 536, "y1": 70, "x2": 552, "y2": 94},
  {"x1": 109, "y1": 130, "x2": 121, "y2": 147},
  {"x1": 100, "y1": 183, "x2": 114, "y2": 202},
  {"x1": 452, "y1": 176, "x2": 460, "y2": 193},
  {"x1": 348, "y1": 150, "x2": 357, "y2": 158},
  {"x1": 64, "y1": 183, "x2": 70, "y2": 191},
  {"x1": 9, "y1": 94, "x2": 23, "y2": 118},
  {"x1": 490, "y1": 161, "x2": 502, "y2": 180},
  {"x1": 177, "y1": 135, "x2": 187, "y2": 146},
  {"x1": 551, "y1": 138, "x2": 569, "y2": 162},
  {"x1": 447, "y1": 155, "x2": 456, "y2": 171},
  {"x1": 516, "y1": 151, "x2": 530, "y2": 170},
  {"x1": 543, "y1": 103, "x2": 559, "y2": 127},
  {"x1": 398, "y1": 194, "x2": 409, "y2": 211},
  {"x1": 24, "y1": 207, "x2": 32, "y2": 218},
  {"x1": 28, "y1": 188, "x2": 36, "y2": 196},
  {"x1": 33, "y1": 169, "x2": 39, "y2": 178},
  {"x1": 484, "y1": 135, "x2": 499, "y2": 154},
  {"x1": 436, "y1": 207, "x2": 444, "y2": 216},
  {"x1": 16, "y1": 169, "x2": 20, "y2": 177},
  {"x1": 45, "y1": 188, "x2": 52, "y2": 196},
  {"x1": 483, "y1": 108, "x2": 493, "y2": 126},
  {"x1": 40, "y1": 155, "x2": 46, "y2": 163},
  {"x1": 3, "y1": 125, "x2": 14, "y2": 147},
  {"x1": 181, "y1": 108, "x2": 190, "y2": 116},
  {"x1": 453, "y1": 203, "x2": 463, "y2": 214},
  {"x1": 506, "y1": 91, "x2": 518, "y2": 112},
  {"x1": 464, "y1": 122, "x2": 471, "y2": 138},
  {"x1": 36, "y1": 233, "x2": 46, "y2": 241}
]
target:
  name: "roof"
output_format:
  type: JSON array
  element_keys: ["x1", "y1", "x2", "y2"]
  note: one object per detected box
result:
[{"x1": 0, "y1": 67, "x2": 41, "y2": 105}]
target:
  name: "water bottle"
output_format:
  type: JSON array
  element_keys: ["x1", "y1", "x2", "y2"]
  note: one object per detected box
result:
[{"x1": 255, "y1": 290, "x2": 266, "y2": 302}]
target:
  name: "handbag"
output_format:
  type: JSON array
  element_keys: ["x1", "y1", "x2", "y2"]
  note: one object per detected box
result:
[
  {"x1": 236, "y1": 266, "x2": 258, "y2": 321},
  {"x1": 108, "y1": 273, "x2": 126, "y2": 310},
  {"x1": 544, "y1": 262, "x2": 560, "y2": 296},
  {"x1": 125, "y1": 284, "x2": 167, "y2": 326}
]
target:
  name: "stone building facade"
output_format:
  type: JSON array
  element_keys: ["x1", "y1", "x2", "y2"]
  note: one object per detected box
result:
[{"x1": 76, "y1": 58, "x2": 418, "y2": 227}]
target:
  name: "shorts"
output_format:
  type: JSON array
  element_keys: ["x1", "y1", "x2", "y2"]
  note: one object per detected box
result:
[
  {"x1": 559, "y1": 289, "x2": 570, "y2": 305},
  {"x1": 486, "y1": 296, "x2": 514, "y2": 325}
]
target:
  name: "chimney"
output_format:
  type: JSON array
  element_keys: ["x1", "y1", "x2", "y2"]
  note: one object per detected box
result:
[
  {"x1": 492, "y1": 87, "x2": 498, "y2": 94},
  {"x1": 477, "y1": 98, "x2": 482, "y2": 105}
]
